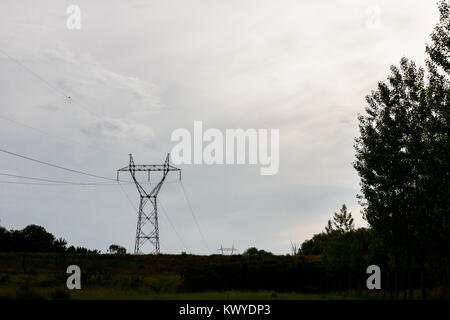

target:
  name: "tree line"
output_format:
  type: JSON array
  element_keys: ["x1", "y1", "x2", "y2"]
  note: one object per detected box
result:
[
  {"x1": 0, "y1": 223, "x2": 128, "y2": 255},
  {"x1": 0, "y1": 224, "x2": 99, "y2": 254},
  {"x1": 0, "y1": 0, "x2": 447, "y2": 300},
  {"x1": 300, "y1": 0, "x2": 449, "y2": 299},
  {"x1": 353, "y1": 0, "x2": 449, "y2": 299}
]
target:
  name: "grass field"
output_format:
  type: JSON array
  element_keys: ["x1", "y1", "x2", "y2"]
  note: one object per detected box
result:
[
  {"x1": 0, "y1": 252, "x2": 395, "y2": 300},
  {"x1": 0, "y1": 286, "x2": 383, "y2": 300}
]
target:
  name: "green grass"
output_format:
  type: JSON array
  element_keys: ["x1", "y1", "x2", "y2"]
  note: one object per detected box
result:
[
  {"x1": 1, "y1": 253, "x2": 442, "y2": 300},
  {"x1": 0, "y1": 285, "x2": 382, "y2": 300}
]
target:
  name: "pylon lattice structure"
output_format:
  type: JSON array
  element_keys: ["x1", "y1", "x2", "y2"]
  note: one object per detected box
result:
[
  {"x1": 217, "y1": 244, "x2": 238, "y2": 255},
  {"x1": 117, "y1": 153, "x2": 181, "y2": 254}
]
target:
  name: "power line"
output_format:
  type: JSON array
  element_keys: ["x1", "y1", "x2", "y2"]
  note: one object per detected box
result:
[
  {"x1": 0, "y1": 114, "x2": 123, "y2": 156},
  {"x1": 179, "y1": 180, "x2": 210, "y2": 252},
  {"x1": 159, "y1": 242, "x2": 170, "y2": 253},
  {"x1": 0, "y1": 149, "x2": 175, "y2": 186},
  {"x1": 0, "y1": 172, "x2": 121, "y2": 185},
  {"x1": 0, "y1": 180, "x2": 120, "y2": 186},
  {"x1": 158, "y1": 197, "x2": 189, "y2": 252},
  {"x1": 0, "y1": 49, "x2": 69, "y2": 101},
  {"x1": 0, "y1": 49, "x2": 117, "y2": 122},
  {"x1": 117, "y1": 181, "x2": 138, "y2": 211},
  {"x1": 0, "y1": 48, "x2": 159, "y2": 147},
  {"x1": 0, "y1": 147, "x2": 118, "y2": 182},
  {"x1": 0, "y1": 147, "x2": 208, "y2": 254},
  {"x1": 0, "y1": 48, "x2": 207, "y2": 253}
]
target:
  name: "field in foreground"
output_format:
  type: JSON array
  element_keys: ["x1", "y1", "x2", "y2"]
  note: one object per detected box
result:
[
  {"x1": 0, "y1": 287, "x2": 383, "y2": 300},
  {"x1": 0, "y1": 252, "x2": 436, "y2": 300}
]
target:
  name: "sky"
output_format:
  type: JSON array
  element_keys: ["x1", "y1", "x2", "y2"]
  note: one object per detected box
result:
[{"x1": 0, "y1": 0, "x2": 440, "y2": 254}]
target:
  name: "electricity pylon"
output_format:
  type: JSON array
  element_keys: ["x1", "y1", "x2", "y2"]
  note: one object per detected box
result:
[
  {"x1": 117, "y1": 153, "x2": 181, "y2": 254},
  {"x1": 217, "y1": 244, "x2": 237, "y2": 255}
]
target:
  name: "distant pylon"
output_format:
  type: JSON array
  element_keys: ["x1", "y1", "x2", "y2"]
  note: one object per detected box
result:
[
  {"x1": 217, "y1": 244, "x2": 238, "y2": 255},
  {"x1": 117, "y1": 153, "x2": 181, "y2": 254}
]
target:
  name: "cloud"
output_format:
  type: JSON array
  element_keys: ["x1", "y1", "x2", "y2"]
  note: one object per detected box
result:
[
  {"x1": 81, "y1": 117, "x2": 154, "y2": 140},
  {"x1": 0, "y1": 0, "x2": 439, "y2": 254}
]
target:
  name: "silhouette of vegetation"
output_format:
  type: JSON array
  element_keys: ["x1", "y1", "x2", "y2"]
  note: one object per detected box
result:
[
  {"x1": 0, "y1": 0, "x2": 447, "y2": 301},
  {"x1": 0, "y1": 224, "x2": 66, "y2": 252},
  {"x1": 108, "y1": 244, "x2": 127, "y2": 255},
  {"x1": 0, "y1": 224, "x2": 99, "y2": 254},
  {"x1": 325, "y1": 204, "x2": 354, "y2": 234},
  {"x1": 353, "y1": 0, "x2": 449, "y2": 299},
  {"x1": 242, "y1": 247, "x2": 273, "y2": 256}
]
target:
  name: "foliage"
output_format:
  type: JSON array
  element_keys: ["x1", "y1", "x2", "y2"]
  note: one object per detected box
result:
[
  {"x1": 108, "y1": 244, "x2": 127, "y2": 255},
  {"x1": 0, "y1": 2, "x2": 447, "y2": 301},
  {"x1": 66, "y1": 246, "x2": 100, "y2": 254},
  {"x1": 352, "y1": 0, "x2": 449, "y2": 298},
  {"x1": 242, "y1": 247, "x2": 273, "y2": 256},
  {"x1": 300, "y1": 232, "x2": 329, "y2": 256},
  {"x1": 325, "y1": 204, "x2": 354, "y2": 234},
  {"x1": 0, "y1": 224, "x2": 98, "y2": 254},
  {"x1": 0, "y1": 224, "x2": 66, "y2": 252}
]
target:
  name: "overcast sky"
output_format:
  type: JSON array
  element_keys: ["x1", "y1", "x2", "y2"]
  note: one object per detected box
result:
[{"x1": 0, "y1": 0, "x2": 439, "y2": 254}]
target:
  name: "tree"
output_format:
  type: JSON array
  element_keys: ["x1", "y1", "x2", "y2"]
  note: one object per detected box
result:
[
  {"x1": 326, "y1": 204, "x2": 354, "y2": 234},
  {"x1": 324, "y1": 220, "x2": 333, "y2": 235},
  {"x1": 242, "y1": 247, "x2": 272, "y2": 256},
  {"x1": 108, "y1": 244, "x2": 127, "y2": 254},
  {"x1": 0, "y1": 223, "x2": 96, "y2": 253},
  {"x1": 21, "y1": 224, "x2": 56, "y2": 251},
  {"x1": 1, "y1": 224, "x2": 66, "y2": 252},
  {"x1": 300, "y1": 232, "x2": 329, "y2": 255},
  {"x1": 66, "y1": 246, "x2": 100, "y2": 254},
  {"x1": 300, "y1": 208, "x2": 371, "y2": 291},
  {"x1": 353, "y1": 0, "x2": 449, "y2": 299},
  {"x1": 418, "y1": 0, "x2": 450, "y2": 298},
  {"x1": 426, "y1": 0, "x2": 450, "y2": 74},
  {"x1": 354, "y1": 56, "x2": 426, "y2": 299},
  {"x1": 53, "y1": 238, "x2": 67, "y2": 252}
]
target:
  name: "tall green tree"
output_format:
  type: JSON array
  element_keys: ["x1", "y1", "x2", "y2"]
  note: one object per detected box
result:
[
  {"x1": 419, "y1": 0, "x2": 450, "y2": 297},
  {"x1": 354, "y1": 0, "x2": 449, "y2": 299},
  {"x1": 426, "y1": 0, "x2": 450, "y2": 74},
  {"x1": 354, "y1": 57, "x2": 426, "y2": 299}
]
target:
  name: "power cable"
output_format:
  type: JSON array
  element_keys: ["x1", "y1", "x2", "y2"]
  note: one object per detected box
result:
[
  {"x1": 0, "y1": 114, "x2": 123, "y2": 156},
  {"x1": 179, "y1": 180, "x2": 210, "y2": 252},
  {"x1": 0, "y1": 172, "x2": 120, "y2": 185},
  {"x1": 0, "y1": 180, "x2": 119, "y2": 186},
  {"x1": 158, "y1": 197, "x2": 189, "y2": 252},
  {"x1": 0, "y1": 147, "x2": 119, "y2": 182},
  {"x1": 0, "y1": 48, "x2": 158, "y2": 147}
]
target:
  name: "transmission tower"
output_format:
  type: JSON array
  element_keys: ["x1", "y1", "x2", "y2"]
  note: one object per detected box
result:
[
  {"x1": 117, "y1": 153, "x2": 181, "y2": 254},
  {"x1": 217, "y1": 244, "x2": 238, "y2": 255}
]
